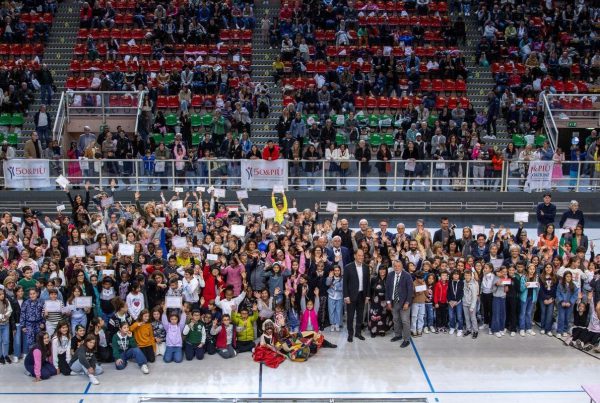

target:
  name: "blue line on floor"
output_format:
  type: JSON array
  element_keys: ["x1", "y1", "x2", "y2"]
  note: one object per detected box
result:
[
  {"x1": 259, "y1": 362, "x2": 263, "y2": 399},
  {"x1": 410, "y1": 339, "x2": 435, "y2": 393},
  {"x1": 84, "y1": 382, "x2": 92, "y2": 394}
]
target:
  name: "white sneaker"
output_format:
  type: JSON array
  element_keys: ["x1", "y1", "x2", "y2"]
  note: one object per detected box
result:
[
  {"x1": 510, "y1": 332, "x2": 516, "y2": 337},
  {"x1": 423, "y1": 327, "x2": 430, "y2": 334},
  {"x1": 527, "y1": 330, "x2": 536, "y2": 336},
  {"x1": 11, "y1": 356, "x2": 18, "y2": 363},
  {"x1": 478, "y1": 324, "x2": 485, "y2": 330},
  {"x1": 141, "y1": 364, "x2": 149, "y2": 374},
  {"x1": 547, "y1": 331, "x2": 554, "y2": 337},
  {"x1": 495, "y1": 332, "x2": 502, "y2": 338},
  {"x1": 540, "y1": 329, "x2": 545, "y2": 335},
  {"x1": 457, "y1": 330, "x2": 463, "y2": 337},
  {"x1": 562, "y1": 332, "x2": 569, "y2": 338},
  {"x1": 449, "y1": 328, "x2": 455, "y2": 335},
  {"x1": 89, "y1": 375, "x2": 100, "y2": 385},
  {"x1": 520, "y1": 330, "x2": 525, "y2": 337},
  {"x1": 488, "y1": 329, "x2": 493, "y2": 335}
]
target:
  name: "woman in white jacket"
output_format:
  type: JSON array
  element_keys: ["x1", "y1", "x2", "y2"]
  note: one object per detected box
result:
[{"x1": 332, "y1": 144, "x2": 351, "y2": 190}]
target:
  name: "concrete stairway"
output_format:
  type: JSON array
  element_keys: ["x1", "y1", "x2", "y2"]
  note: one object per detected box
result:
[
  {"x1": 18, "y1": 0, "x2": 80, "y2": 154},
  {"x1": 249, "y1": 2, "x2": 281, "y2": 147},
  {"x1": 461, "y1": 13, "x2": 509, "y2": 146}
]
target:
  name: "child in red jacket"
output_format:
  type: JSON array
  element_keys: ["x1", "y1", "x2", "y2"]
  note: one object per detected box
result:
[{"x1": 434, "y1": 271, "x2": 449, "y2": 333}]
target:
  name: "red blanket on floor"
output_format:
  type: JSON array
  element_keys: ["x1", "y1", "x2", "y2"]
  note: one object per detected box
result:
[{"x1": 253, "y1": 345, "x2": 286, "y2": 368}]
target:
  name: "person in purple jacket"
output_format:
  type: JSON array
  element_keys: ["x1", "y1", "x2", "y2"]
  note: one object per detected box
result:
[{"x1": 161, "y1": 311, "x2": 187, "y2": 363}]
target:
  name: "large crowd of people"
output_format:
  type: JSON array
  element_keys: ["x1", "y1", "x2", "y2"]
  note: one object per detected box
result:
[{"x1": 0, "y1": 186, "x2": 598, "y2": 384}]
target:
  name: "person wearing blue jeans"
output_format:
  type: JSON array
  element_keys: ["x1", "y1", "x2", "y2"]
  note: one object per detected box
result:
[
  {"x1": 491, "y1": 267, "x2": 508, "y2": 337},
  {"x1": 447, "y1": 271, "x2": 464, "y2": 336},
  {"x1": 538, "y1": 266, "x2": 558, "y2": 336},
  {"x1": 0, "y1": 321, "x2": 10, "y2": 363},
  {"x1": 556, "y1": 273, "x2": 579, "y2": 337},
  {"x1": 518, "y1": 265, "x2": 539, "y2": 336},
  {"x1": 111, "y1": 323, "x2": 149, "y2": 374},
  {"x1": 326, "y1": 268, "x2": 344, "y2": 331},
  {"x1": 161, "y1": 311, "x2": 186, "y2": 363}
]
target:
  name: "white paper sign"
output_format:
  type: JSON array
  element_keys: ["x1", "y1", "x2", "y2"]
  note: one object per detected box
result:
[
  {"x1": 56, "y1": 204, "x2": 66, "y2": 212},
  {"x1": 11, "y1": 217, "x2": 21, "y2": 224},
  {"x1": 155, "y1": 217, "x2": 166, "y2": 223},
  {"x1": 119, "y1": 243, "x2": 135, "y2": 256},
  {"x1": 68, "y1": 245, "x2": 86, "y2": 258},
  {"x1": 231, "y1": 225, "x2": 246, "y2": 238},
  {"x1": 196, "y1": 186, "x2": 206, "y2": 193},
  {"x1": 263, "y1": 208, "x2": 276, "y2": 219},
  {"x1": 174, "y1": 187, "x2": 184, "y2": 193},
  {"x1": 44, "y1": 228, "x2": 53, "y2": 242},
  {"x1": 172, "y1": 236, "x2": 188, "y2": 248},
  {"x1": 101, "y1": 197, "x2": 114, "y2": 208},
  {"x1": 190, "y1": 247, "x2": 202, "y2": 256},
  {"x1": 74, "y1": 296, "x2": 92, "y2": 308},
  {"x1": 214, "y1": 189, "x2": 226, "y2": 198},
  {"x1": 502, "y1": 279, "x2": 512, "y2": 285},
  {"x1": 165, "y1": 296, "x2": 183, "y2": 308},
  {"x1": 326, "y1": 202, "x2": 338, "y2": 212},
  {"x1": 288, "y1": 208, "x2": 298, "y2": 214},
  {"x1": 102, "y1": 269, "x2": 115, "y2": 277},
  {"x1": 526, "y1": 282, "x2": 539, "y2": 288},
  {"x1": 208, "y1": 186, "x2": 215, "y2": 193},
  {"x1": 171, "y1": 200, "x2": 183, "y2": 210},
  {"x1": 415, "y1": 284, "x2": 427, "y2": 293},
  {"x1": 472, "y1": 225, "x2": 485, "y2": 235},
  {"x1": 228, "y1": 206, "x2": 239, "y2": 212},
  {"x1": 95, "y1": 255, "x2": 107, "y2": 263},
  {"x1": 514, "y1": 212, "x2": 529, "y2": 223},
  {"x1": 207, "y1": 253, "x2": 218, "y2": 261},
  {"x1": 562, "y1": 218, "x2": 579, "y2": 230},
  {"x1": 44, "y1": 300, "x2": 62, "y2": 313},
  {"x1": 55, "y1": 175, "x2": 70, "y2": 189},
  {"x1": 236, "y1": 190, "x2": 248, "y2": 199},
  {"x1": 273, "y1": 185, "x2": 284, "y2": 193},
  {"x1": 183, "y1": 221, "x2": 195, "y2": 228},
  {"x1": 248, "y1": 204, "x2": 261, "y2": 213},
  {"x1": 491, "y1": 259, "x2": 503, "y2": 269}
]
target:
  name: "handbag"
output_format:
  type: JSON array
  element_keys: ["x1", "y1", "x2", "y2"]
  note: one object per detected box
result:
[{"x1": 340, "y1": 161, "x2": 349, "y2": 170}]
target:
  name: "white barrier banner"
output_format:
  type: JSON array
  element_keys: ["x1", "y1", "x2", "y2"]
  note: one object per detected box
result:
[
  {"x1": 241, "y1": 160, "x2": 288, "y2": 189},
  {"x1": 3, "y1": 159, "x2": 50, "y2": 189},
  {"x1": 524, "y1": 161, "x2": 553, "y2": 192}
]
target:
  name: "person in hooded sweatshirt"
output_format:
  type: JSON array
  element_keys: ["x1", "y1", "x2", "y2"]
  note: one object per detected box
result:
[{"x1": 462, "y1": 270, "x2": 479, "y2": 339}]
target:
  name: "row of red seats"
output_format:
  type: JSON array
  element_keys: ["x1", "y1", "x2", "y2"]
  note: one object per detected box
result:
[
  {"x1": 357, "y1": 15, "x2": 449, "y2": 28},
  {"x1": 315, "y1": 26, "x2": 448, "y2": 44},
  {"x1": 156, "y1": 95, "x2": 221, "y2": 109},
  {"x1": 69, "y1": 58, "x2": 251, "y2": 73},
  {"x1": 92, "y1": 0, "x2": 187, "y2": 9},
  {"x1": 0, "y1": 43, "x2": 45, "y2": 56},
  {"x1": 282, "y1": 77, "x2": 466, "y2": 94},
  {"x1": 77, "y1": 28, "x2": 252, "y2": 42},
  {"x1": 0, "y1": 59, "x2": 42, "y2": 71},
  {"x1": 18, "y1": 12, "x2": 53, "y2": 25},
  {"x1": 73, "y1": 43, "x2": 252, "y2": 58},
  {"x1": 317, "y1": 45, "x2": 459, "y2": 59},
  {"x1": 282, "y1": 94, "x2": 470, "y2": 110},
  {"x1": 353, "y1": 1, "x2": 448, "y2": 13},
  {"x1": 555, "y1": 97, "x2": 595, "y2": 110},
  {"x1": 0, "y1": 27, "x2": 39, "y2": 42},
  {"x1": 282, "y1": 59, "x2": 457, "y2": 76},
  {"x1": 66, "y1": 76, "x2": 165, "y2": 91}
]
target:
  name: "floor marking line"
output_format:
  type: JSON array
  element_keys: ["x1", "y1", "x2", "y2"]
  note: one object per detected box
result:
[
  {"x1": 410, "y1": 339, "x2": 435, "y2": 393},
  {"x1": 259, "y1": 362, "x2": 263, "y2": 399},
  {"x1": 84, "y1": 382, "x2": 92, "y2": 394}
]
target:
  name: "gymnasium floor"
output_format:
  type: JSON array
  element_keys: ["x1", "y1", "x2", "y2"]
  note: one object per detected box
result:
[{"x1": 0, "y1": 327, "x2": 597, "y2": 403}]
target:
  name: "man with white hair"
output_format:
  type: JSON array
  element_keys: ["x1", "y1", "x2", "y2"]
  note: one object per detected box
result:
[
  {"x1": 354, "y1": 219, "x2": 369, "y2": 244},
  {"x1": 326, "y1": 236, "x2": 351, "y2": 269},
  {"x1": 78, "y1": 125, "x2": 97, "y2": 154},
  {"x1": 394, "y1": 223, "x2": 410, "y2": 247}
]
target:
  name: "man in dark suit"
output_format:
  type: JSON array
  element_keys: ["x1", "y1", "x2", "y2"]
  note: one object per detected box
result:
[
  {"x1": 432, "y1": 217, "x2": 456, "y2": 252},
  {"x1": 326, "y1": 236, "x2": 351, "y2": 270},
  {"x1": 385, "y1": 260, "x2": 414, "y2": 348},
  {"x1": 343, "y1": 249, "x2": 371, "y2": 342}
]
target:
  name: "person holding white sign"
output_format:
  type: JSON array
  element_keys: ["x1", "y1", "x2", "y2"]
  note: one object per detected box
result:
[
  {"x1": 491, "y1": 267, "x2": 508, "y2": 338},
  {"x1": 64, "y1": 286, "x2": 91, "y2": 334},
  {"x1": 558, "y1": 200, "x2": 585, "y2": 230},
  {"x1": 518, "y1": 264, "x2": 539, "y2": 337},
  {"x1": 43, "y1": 289, "x2": 64, "y2": 337}
]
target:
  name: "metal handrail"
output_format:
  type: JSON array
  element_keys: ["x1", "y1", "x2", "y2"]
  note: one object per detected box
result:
[
  {"x1": 2, "y1": 158, "x2": 599, "y2": 193},
  {"x1": 52, "y1": 91, "x2": 67, "y2": 145}
]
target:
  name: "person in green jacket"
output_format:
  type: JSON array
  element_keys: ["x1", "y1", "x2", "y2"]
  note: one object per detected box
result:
[
  {"x1": 111, "y1": 322, "x2": 149, "y2": 374},
  {"x1": 231, "y1": 304, "x2": 259, "y2": 353},
  {"x1": 183, "y1": 309, "x2": 207, "y2": 361}
]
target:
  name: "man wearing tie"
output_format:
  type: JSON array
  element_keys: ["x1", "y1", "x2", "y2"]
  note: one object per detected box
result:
[
  {"x1": 343, "y1": 249, "x2": 371, "y2": 342},
  {"x1": 385, "y1": 260, "x2": 414, "y2": 348},
  {"x1": 326, "y1": 236, "x2": 351, "y2": 270}
]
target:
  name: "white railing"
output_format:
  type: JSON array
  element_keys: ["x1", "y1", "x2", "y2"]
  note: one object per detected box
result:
[
  {"x1": 52, "y1": 91, "x2": 67, "y2": 145},
  {"x1": 2, "y1": 158, "x2": 599, "y2": 193}
]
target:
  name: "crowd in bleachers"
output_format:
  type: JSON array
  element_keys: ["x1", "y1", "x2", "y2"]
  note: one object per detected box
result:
[{"x1": 475, "y1": 0, "x2": 599, "y2": 138}]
